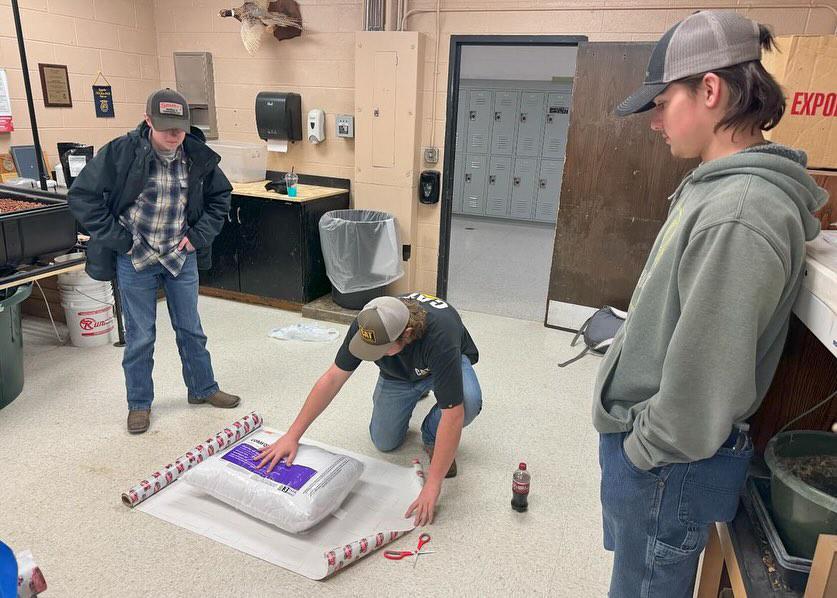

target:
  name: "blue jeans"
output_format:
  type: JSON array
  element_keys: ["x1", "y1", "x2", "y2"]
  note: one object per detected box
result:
[
  {"x1": 369, "y1": 355, "x2": 482, "y2": 450},
  {"x1": 599, "y1": 431, "x2": 752, "y2": 598},
  {"x1": 116, "y1": 253, "x2": 218, "y2": 410}
]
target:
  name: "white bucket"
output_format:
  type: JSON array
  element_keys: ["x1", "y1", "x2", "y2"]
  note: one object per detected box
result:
[
  {"x1": 57, "y1": 265, "x2": 116, "y2": 348},
  {"x1": 54, "y1": 252, "x2": 91, "y2": 287}
]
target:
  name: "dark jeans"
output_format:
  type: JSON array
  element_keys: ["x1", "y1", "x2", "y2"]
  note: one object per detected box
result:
[
  {"x1": 117, "y1": 253, "x2": 218, "y2": 410},
  {"x1": 599, "y1": 431, "x2": 752, "y2": 598}
]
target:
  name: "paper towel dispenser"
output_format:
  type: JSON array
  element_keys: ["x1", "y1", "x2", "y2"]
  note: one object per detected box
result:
[{"x1": 256, "y1": 92, "x2": 302, "y2": 143}]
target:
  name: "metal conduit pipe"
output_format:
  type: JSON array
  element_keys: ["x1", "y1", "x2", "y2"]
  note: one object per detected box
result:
[{"x1": 400, "y1": 3, "x2": 837, "y2": 33}]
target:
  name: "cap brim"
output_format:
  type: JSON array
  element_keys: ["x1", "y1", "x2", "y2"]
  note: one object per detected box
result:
[
  {"x1": 150, "y1": 115, "x2": 190, "y2": 133},
  {"x1": 615, "y1": 83, "x2": 669, "y2": 117},
  {"x1": 348, "y1": 331, "x2": 395, "y2": 362}
]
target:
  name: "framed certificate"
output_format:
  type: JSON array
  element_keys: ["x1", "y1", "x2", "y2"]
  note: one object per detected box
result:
[{"x1": 38, "y1": 63, "x2": 72, "y2": 108}]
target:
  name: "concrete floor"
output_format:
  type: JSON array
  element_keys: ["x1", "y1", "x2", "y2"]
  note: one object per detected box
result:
[
  {"x1": 447, "y1": 215, "x2": 557, "y2": 322},
  {"x1": 0, "y1": 296, "x2": 611, "y2": 596}
]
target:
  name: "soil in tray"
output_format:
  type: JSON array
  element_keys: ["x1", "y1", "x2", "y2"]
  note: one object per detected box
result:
[
  {"x1": 0, "y1": 198, "x2": 45, "y2": 213},
  {"x1": 779, "y1": 455, "x2": 837, "y2": 497}
]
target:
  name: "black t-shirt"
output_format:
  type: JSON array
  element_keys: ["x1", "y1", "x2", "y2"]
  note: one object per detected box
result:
[{"x1": 334, "y1": 292, "x2": 479, "y2": 409}]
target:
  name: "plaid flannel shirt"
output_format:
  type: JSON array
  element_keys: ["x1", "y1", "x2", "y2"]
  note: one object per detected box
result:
[{"x1": 120, "y1": 146, "x2": 189, "y2": 276}]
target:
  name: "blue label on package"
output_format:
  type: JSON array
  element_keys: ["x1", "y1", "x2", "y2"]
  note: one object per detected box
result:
[{"x1": 222, "y1": 443, "x2": 317, "y2": 490}]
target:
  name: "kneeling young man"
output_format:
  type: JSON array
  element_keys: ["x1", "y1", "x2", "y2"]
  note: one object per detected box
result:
[{"x1": 257, "y1": 293, "x2": 482, "y2": 526}]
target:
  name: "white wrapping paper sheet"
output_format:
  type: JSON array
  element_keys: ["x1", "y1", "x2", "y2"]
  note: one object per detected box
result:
[{"x1": 135, "y1": 427, "x2": 424, "y2": 580}]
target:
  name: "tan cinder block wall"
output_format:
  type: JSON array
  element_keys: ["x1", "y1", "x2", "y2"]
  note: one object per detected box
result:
[
  {"x1": 2, "y1": 0, "x2": 833, "y2": 296},
  {"x1": 0, "y1": 0, "x2": 160, "y2": 167},
  {"x1": 407, "y1": 0, "x2": 837, "y2": 294},
  {"x1": 155, "y1": 1, "x2": 361, "y2": 185}
]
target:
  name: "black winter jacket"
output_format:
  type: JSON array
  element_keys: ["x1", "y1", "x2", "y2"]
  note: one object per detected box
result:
[{"x1": 67, "y1": 122, "x2": 232, "y2": 281}]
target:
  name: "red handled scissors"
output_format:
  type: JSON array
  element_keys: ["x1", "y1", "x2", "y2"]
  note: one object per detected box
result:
[{"x1": 383, "y1": 533, "x2": 434, "y2": 568}]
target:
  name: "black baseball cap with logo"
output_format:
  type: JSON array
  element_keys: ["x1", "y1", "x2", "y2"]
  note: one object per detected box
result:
[
  {"x1": 146, "y1": 88, "x2": 191, "y2": 132},
  {"x1": 616, "y1": 11, "x2": 762, "y2": 117}
]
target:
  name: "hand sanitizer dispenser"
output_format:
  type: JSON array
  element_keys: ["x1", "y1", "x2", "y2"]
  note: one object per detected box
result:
[{"x1": 307, "y1": 109, "x2": 325, "y2": 144}]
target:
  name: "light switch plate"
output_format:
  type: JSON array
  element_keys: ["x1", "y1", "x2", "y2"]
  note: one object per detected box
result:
[{"x1": 336, "y1": 114, "x2": 354, "y2": 138}]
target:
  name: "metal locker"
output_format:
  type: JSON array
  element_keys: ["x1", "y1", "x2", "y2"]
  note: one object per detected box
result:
[
  {"x1": 451, "y1": 88, "x2": 470, "y2": 214},
  {"x1": 490, "y1": 91, "x2": 520, "y2": 156},
  {"x1": 542, "y1": 92, "x2": 571, "y2": 159},
  {"x1": 535, "y1": 159, "x2": 564, "y2": 222},
  {"x1": 515, "y1": 92, "x2": 545, "y2": 157},
  {"x1": 485, "y1": 156, "x2": 512, "y2": 217},
  {"x1": 466, "y1": 90, "x2": 492, "y2": 154},
  {"x1": 452, "y1": 152, "x2": 466, "y2": 214},
  {"x1": 455, "y1": 88, "x2": 469, "y2": 153},
  {"x1": 510, "y1": 158, "x2": 538, "y2": 219},
  {"x1": 462, "y1": 154, "x2": 488, "y2": 215}
]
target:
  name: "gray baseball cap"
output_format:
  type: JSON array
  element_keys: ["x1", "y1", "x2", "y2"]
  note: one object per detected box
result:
[
  {"x1": 616, "y1": 11, "x2": 762, "y2": 116},
  {"x1": 348, "y1": 296, "x2": 410, "y2": 361},
  {"x1": 146, "y1": 88, "x2": 191, "y2": 132}
]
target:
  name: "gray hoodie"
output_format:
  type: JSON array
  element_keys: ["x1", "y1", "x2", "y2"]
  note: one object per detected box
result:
[{"x1": 592, "y1": 144, "x2": 828, "y2": 470}]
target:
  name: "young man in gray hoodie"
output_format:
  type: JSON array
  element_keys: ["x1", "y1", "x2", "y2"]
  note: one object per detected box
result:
[{"x1": 593, "y1": 11, "x2": 828, "y2": 598}]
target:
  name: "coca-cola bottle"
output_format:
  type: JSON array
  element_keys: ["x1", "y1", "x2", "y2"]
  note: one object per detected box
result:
[{"x1": 511, "y1": 462, "x2": 530, "y2": 512}]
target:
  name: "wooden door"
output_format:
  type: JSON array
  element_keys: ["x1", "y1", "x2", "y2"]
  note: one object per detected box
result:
[{"x1": 546, "y1": 43, "x2": 698, "y2": 329}]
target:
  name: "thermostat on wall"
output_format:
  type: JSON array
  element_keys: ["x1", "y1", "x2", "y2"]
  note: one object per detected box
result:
[{"x1": 336, "y1": 114, "x2": 354, "y2": 138}]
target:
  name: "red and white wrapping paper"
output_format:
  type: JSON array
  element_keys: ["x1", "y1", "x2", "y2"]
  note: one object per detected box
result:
[
  {"x1": 16, "y1": 550, "x2": 47, "y2": 597},
  {"x1": 322, "y1": 459, "x2": 426, "y2": 576},
  {"x1": 121, "y1": 412, "x2": 263, "y2": 508},
  {"x1": 134, "y1": 427, "x2": 427, "y2": 579}
]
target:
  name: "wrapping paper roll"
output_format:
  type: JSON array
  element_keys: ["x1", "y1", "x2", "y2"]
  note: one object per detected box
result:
[
  {"x1": 121, "y1": 412, "x2": 263, "y2": 508},
  {"x1": 322, "y1": 458, "x2": 426, "y2": 576},
  {"x1": 16, "y1": 550, "x2": 47, "y2": 597}
]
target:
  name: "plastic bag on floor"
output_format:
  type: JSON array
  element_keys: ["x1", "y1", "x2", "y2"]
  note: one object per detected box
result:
[
  {"x1": 269, "y1": 324, "x2": 339, "y2": 342},
  {"x1": 181, "y1": 431, "x2": 365, "y2": 533}
]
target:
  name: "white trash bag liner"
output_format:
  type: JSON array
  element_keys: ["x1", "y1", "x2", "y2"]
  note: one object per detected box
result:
[
  {"x1": 269, "y1": 323, "x2": 339, "y2": 342},
  {"x1": 319, "y1": 209, "x2": 404, "y2": 294},
  {"x1": 181, "y1": 431, "x2": 364, "y2": 533}
]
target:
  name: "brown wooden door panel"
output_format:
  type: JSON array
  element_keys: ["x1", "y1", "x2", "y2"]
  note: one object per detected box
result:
[{"x1": 549, "y1": 42, "x2": 698, "y2": 317}]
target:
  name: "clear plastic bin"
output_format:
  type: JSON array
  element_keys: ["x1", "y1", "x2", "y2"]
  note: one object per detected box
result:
[{"x1": 207, "y1": 141, "x2": 267, "y2": 183}]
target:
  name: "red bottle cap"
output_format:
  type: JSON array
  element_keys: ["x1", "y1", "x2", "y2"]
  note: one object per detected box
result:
[{"x1": 519, "y1": 463, "x2": 527, "y2": 470}]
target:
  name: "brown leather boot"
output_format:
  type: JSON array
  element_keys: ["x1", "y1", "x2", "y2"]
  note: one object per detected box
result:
[
  {"x1": 188, "y1": 390, "x2": 241, "y2": 408},
  {"x1": 127, "y1": 409, "x2": 150, "y2": 434},
  {"x1": 424, "y1": 444, "x2": 457, "y2": 478}
]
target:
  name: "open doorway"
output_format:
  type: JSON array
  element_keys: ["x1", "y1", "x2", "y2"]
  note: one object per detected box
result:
[{"x1": 437, "y1": 36, "x2": 585, "y2": 322}]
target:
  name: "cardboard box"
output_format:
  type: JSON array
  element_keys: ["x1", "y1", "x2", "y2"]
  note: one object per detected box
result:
[
  {"x1": 762, "y1": 35, "x2": 837, "y2": 170},
  {"x1": 0, "y1": 153, "x2": 15, "y2": 176}
]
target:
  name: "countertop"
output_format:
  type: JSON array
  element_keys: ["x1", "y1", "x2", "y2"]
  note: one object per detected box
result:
[
  {"x1": 230, "y1": 180, "x2": 347, "y2": 202},
  {"x1": 793, "y1": 231, "x2": 837, "y2": 357}
]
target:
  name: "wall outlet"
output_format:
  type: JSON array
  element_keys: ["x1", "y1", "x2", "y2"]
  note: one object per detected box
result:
[{"x1": 424, "y1": 146, "x2": 439, "y2": 164}]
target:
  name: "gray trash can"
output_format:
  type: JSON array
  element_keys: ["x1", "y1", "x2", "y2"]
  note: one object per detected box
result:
[
  {"x1": 0, "y1": 284, "x2": 32, "y2": 410},
  {"x1": 319, "y1": 210, "x2": 403, "y2": 309}
]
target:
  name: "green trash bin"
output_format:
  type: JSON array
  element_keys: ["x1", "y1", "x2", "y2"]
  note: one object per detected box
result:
[
  {"x1": 765, "y1": 431, "x2": 837, "y2": 560},
  {"x1": 0, "y1": 284, "x2": 32, "y2": 410}
]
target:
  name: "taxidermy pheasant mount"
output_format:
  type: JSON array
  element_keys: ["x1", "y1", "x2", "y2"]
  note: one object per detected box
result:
[{"x1": 220, "y1": 0, "x2": 303, "y2": 56}]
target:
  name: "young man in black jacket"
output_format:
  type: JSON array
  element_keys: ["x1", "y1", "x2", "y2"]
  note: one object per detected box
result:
[{"x1": 68, "y1": 89, "x2": 240, "y2": 433}]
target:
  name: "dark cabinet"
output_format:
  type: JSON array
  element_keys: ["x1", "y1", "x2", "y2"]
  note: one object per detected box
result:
[
  {"x1": 200, "y1": 191, "x2": 349, "y2": 304},
  {"x1": 201, "y1": 200, "x2": 241, "y2": 292}
]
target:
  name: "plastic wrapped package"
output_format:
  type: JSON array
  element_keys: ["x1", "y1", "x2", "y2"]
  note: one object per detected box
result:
[
  {"x1": 318, "y1": 210, "x2": 404, "y2": 294},
  {"x1": 181, "y1": 431, "x2": 365, "y2": 534}
]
